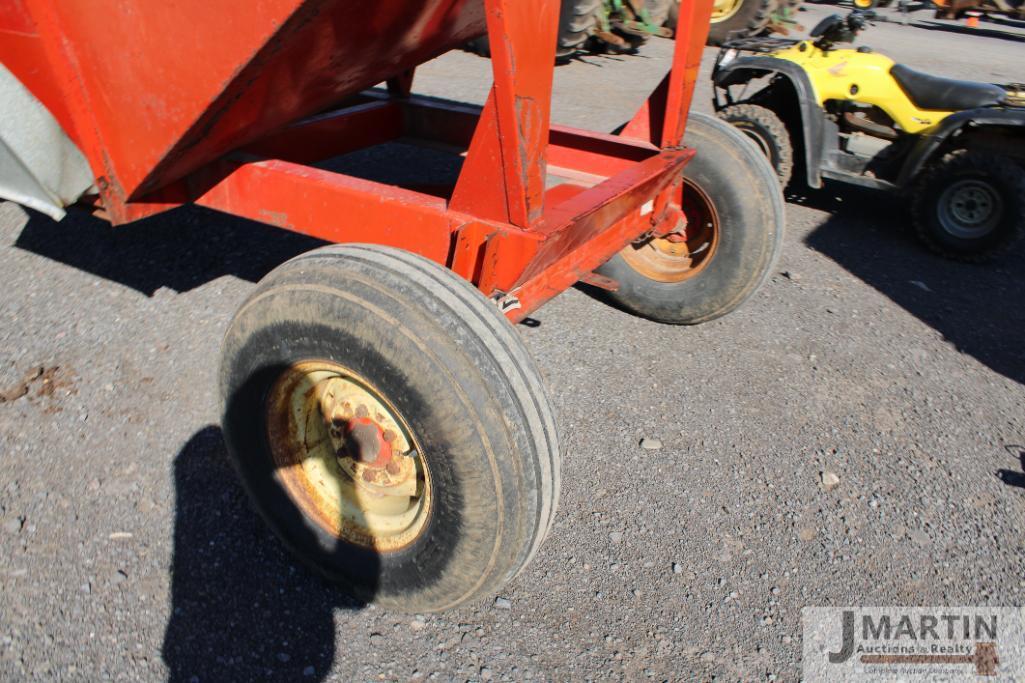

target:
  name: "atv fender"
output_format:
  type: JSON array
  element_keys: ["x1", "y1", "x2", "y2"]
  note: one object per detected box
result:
[
  {"x1": 714, "y1": 56, "x2": 827, "y2": 188},
  {"x1": 896, "y1": 108, "x2": 1025, "y2": 188}
]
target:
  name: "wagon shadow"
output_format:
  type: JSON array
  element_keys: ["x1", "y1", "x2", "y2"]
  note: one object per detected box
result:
[
  {"x1": 162, "y1": 426, "x2": 366, "y2": 683},
  {"x1": 801, "y1": 182, "x2": 1025, "y2": 386},
  {"x1": 15, "y1": 206, "x2": 326, "y2": 297}
]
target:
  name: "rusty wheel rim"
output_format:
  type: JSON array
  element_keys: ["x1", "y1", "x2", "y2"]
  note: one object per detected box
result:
[
  {"x1": 265, "y1": 360, "x2": 432, "y2": 552},
  {"x1": 620, "y1": 180, "x2": 720, "y2": 283}
]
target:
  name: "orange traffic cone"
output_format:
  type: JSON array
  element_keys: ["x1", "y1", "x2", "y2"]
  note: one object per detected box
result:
[{"x1": 966, "y1": 11, "x2": 980, "y2": 27}]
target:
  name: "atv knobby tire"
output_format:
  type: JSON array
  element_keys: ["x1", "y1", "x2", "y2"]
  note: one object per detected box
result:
[
  {"x1": 912, "y1": 150, "x2": 1025, "y2": 262},
  {"x1": 717, "y1": 103, "x2": 794, "y2": 187}
]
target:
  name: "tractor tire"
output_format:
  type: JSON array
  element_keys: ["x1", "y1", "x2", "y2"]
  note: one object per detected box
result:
[
  {"x1": 706, "y1": 0, "x2": 776, "y2": 45},
  {"x1": 466, "y1": 0, "x2": 602, "y2": 58},
  {"x1": 221, "y1": 245, "x2": 560, "y2": 612},
  {"x1": 717, "y1": 103, "x2": 794, "y2": 187},
  {"x1": 911, "y1": 150, "x2": 1025, "y2": 262},
  {"x1": 596, "y1": 112, "x2": 784, "y2": 324},
  {"x1": 646, "y1": 0, "x2": 675, "y2": 27},
  {"x1": 557, "y1": 0, "x2": 604, "y2": 57}
]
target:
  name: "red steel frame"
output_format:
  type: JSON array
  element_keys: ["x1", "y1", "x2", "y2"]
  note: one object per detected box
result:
[{"x1": 98, "y1": 0, "x2": 715, "y2": 322}]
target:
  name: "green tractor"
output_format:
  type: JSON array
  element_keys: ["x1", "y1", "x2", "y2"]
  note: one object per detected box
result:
[{"x1": 469, "y1": 0, "x2": 802, "y2": 58}]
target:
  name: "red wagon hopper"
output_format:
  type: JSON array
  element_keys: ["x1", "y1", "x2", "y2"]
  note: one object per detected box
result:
[{"x1": 0, "y1": 0, "x2": 783, "y2": 610}]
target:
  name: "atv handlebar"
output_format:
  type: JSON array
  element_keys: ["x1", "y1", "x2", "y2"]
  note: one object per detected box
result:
[{"x1": 810, "y1": 10, "x2": 876, "y2": 49}]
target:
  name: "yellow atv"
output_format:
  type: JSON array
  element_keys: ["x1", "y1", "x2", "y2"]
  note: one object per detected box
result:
[{"x1": 712, "y1": 10, "x2": 1025, "y2": 261}]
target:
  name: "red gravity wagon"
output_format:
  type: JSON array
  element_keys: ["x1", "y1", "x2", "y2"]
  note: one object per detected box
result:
[{"x1": 0, "y1": 0, "x2": 783, "y2": 610}]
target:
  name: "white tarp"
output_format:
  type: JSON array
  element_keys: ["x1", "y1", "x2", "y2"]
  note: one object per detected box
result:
[{"x1": 0, "y1": 63, "x2": 94, "y2": 220}]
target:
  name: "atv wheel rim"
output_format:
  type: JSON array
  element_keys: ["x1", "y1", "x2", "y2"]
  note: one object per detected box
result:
[
  {"x1": 939, "y1": 179, "x2": 1002, "y2": 239},
  {"x1": 265, "y1": 361, "x2": 432, "y2": 552},
  {"x1": 621, "y1": 180, "x2": 720, "y2": 283},
  {"x1": 711, "y1": 0, "x2": 744, "y2": 22}
]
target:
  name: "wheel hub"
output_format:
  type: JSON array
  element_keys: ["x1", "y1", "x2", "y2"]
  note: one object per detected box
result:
[
  {"x1": 620, "y1": 180, "x2": 719, "y2": 283},
  {"x1": 939, "y1": 179, "x2": 1002, "y2": 238},
  {"x1": 266, "y1": 361, "x2": 431, "y2": 551}
]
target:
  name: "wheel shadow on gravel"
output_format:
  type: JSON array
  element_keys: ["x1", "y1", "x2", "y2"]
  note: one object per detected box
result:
[
  {"x1": 14, "y1": 206, "x2": 326, "y2": 297},
  {"x1": 162, "y1": 426, "x2": 365, "y2": 683},
  {"x1": 801, "y1": 182, "x2": 1025, "y2": 386},
  {"x1": 997, "y1": 446, "x2": 1025, "y2": 491}
]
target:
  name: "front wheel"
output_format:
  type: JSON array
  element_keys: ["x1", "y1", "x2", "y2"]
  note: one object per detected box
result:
[
  {"x1": 912, "y1": 150, "x2": 1025, "y2": 262},
  {"x1": 717, "y1": 103, "x2": 794, "y2": 187},
  {"x1": 596, "y1": 112, "x2": 785, "y2": 325},
  {"x1": 220, "y1": 245, "x2": 560, "y2": 611}
]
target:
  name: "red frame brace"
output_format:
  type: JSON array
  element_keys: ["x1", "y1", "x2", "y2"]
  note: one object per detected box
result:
[{"x1": 102, "y1": 0, "x2": 715, "y2": 322}]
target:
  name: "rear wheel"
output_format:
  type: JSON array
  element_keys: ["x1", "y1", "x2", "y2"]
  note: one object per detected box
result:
[
  {"x1": 466, "y1": 0, "x2": 602, "y2": 58},
  {"x1": 221, "y1": 245, "x2": 560, "y2": 611},
  {"x1": 717, "y1": 103, "x2": 794, "y2": 187},
  {"x1": 557, "y1": 0, "x2": 604, "y2": 57},
  {"x1": 706, "y1": 0, "x2": 775, "y2": 45},
  {"x1": 912, "y1": 151, "x2": 1025, "y2": 262},
  {"x1": 597, "y1": 112, "x2": 784, "y2": 324},
  {"x1": 645, "y1": 0, "x2": 675, "y2": 27}
]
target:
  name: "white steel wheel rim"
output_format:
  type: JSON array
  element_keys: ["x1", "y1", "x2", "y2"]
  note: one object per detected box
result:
[{"x1": 265, "y1": 360, "x2": 432, "y2": 552}]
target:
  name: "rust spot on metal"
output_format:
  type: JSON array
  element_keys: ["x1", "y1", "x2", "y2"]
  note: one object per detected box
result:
[{"x1": 257, "y1": 209, "x2": 291, "y2": 228}]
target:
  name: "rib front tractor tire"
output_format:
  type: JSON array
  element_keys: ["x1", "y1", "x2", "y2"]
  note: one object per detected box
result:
[
  {"x1": 596, "y1": 112, "x2": 784, "y2": 325},
  {"x1": 220, "y1": 245, "x2": 560, "y2": 612}
]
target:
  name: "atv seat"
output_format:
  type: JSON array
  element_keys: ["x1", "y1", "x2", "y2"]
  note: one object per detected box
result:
[{"x1": 891, "y1": 64, "x2": 1006, "y2": 111}]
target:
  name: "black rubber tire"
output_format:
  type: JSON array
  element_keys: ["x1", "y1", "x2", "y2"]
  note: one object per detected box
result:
[
  {"x1": 557, "y1": 0, "x2": 603, "y2": 57},
  {"x1": 596, "y1": 112, "x2": 784, "y2": 324},
  {"x1": 465, "y1": 35, "x2": 491, "y2": 58},
  {"x1": 645, "y1": 0, "x2": 674, "y2": 27},
  {"x1": 911, "y1": 150, "x2": 1025, "y2": 262},
  {"x1": 717, "y1": 103, "x2": 794, "y2": 187},
  {"x1": 470, "y1": 0, "x2": 602, "y2": 58},
  {"x1": 220, "y1": 245, "x2": 561, "y2": 612},
  {"x1": 667, "y1": 1, "x2": 679, "y2": 29},
  {"x1": 707, "y1": 0, "x2": 776, "y2": 45}
]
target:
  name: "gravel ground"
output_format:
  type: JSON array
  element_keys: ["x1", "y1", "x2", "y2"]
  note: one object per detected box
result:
[{"x1": 2, "y1": 4, "x2": 1024, "y2": 681}]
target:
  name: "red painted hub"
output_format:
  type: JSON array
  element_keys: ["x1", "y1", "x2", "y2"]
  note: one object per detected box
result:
[{"x1": 345, "y1": 417, "x2": 393, "y2": 468}]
